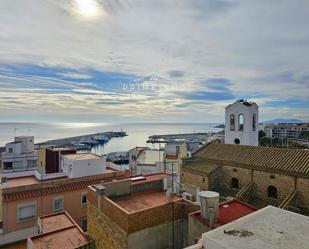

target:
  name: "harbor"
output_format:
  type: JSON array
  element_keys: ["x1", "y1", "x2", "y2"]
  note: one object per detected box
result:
[
  {"x1": 147, "y1": 132, "x2": 218, "y2": 144},
  {"x1": 36, "y1": 131, "x2": 127, "y2": 150}
]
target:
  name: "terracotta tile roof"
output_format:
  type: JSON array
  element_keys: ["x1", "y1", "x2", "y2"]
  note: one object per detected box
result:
[
  {"x1": 3, "y1": 172, "x2": 124, "y2": 202},
  {"x1": 192, "y1": 142, "x2": 309, "y2": 177},
  {"x1": 182, "y1": 158, "x2": 220, "y2": 175}
]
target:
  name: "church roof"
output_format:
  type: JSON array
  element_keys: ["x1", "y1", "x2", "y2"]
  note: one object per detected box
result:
[
  {"x1": 184, "y1": 142, "x2": 309, "y2": 177},
  {"x1": 182, "y1": 158, "x2": 220, "y2": 176}
]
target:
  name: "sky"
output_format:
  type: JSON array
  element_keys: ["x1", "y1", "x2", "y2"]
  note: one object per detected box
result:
[{"x1": 0, "y1": 0, "x2": 308, "y2": 123}]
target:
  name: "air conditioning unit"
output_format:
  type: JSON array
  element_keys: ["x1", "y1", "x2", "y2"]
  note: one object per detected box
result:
[{"x1": 182, "y1": 192, "x2": 193, "y2": 201}]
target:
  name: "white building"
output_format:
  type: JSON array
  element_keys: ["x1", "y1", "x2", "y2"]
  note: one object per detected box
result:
[
  {"x1": 265, "y1": 124, "x2": 309, "y2": 139},
  {"x1": 60, "y1": 153, "x2": 106, "y2": 178},
  {"x1": 188, "y1": 206, "x2": 309, "y2": 249},
  {"x1": 225, "y1": 99, "x2": 259, "y2": 146},
  {"x1": 129, "y1": 148, "x2": 165, "y2": 176},
  {"x1": 1, "y1": 136, "x2": 38, "y2": 173},
  {"x1": 129, "y1": 143, "x2": 188, "y2": 176}
]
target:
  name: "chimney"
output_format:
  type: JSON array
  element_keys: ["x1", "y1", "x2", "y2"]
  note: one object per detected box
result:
[
  {"x1": 1, "y1": 177, "x2": 9, "y2": 189},
  {"x1": 95, "y1": 184, "x2": 106, "y2": 209},
  {"x1": 199, "y1": 191, "x2": 219, "y2": 229}
]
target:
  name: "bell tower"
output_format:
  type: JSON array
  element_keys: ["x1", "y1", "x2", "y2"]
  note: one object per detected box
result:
[{"x1": 225, "y1": 99, "x2": 259, "y2": 146}]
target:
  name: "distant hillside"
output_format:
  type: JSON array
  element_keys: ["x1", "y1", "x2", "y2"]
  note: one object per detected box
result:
[{"x1": 263, "y1": 118, "x2": 304, "y2": 124}]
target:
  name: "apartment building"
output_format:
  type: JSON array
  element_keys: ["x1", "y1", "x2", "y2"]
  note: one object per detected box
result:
[
  {"x1": 1, "y1": 137, "x2": 37, "y2": 173},
  {"x1": 0, "y1": 156, "x2": 126, "y2": 246},
  {"x1": 265, "y1": 124, "x2": 309, "y2": 138},
  {"x1": 37, "y1": 147, "x2": 76, "y2": 174},
  {"x1": 87, "y1": 173, "x2": 200, "y2": 249}
]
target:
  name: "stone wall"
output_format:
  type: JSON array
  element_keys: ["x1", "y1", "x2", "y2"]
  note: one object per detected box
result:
[
  {"x1": 218, "y1": 165, "x2": 252, "y2": 191},
  {"x1": 181, "y1": 170, "x2": 209, "y2": 190},
  {"x1": 100, "y1": 196, "x2": 129, "y2": 231},
  {"x1": 87, "y1": 202, "x2": 128, "y2": 249},
  {"x1": 296, "y1": 177, "x2": 309, "y2": 208},
  {"x1": 252, "y1": 171, "x2": 296, "y2": 203}
]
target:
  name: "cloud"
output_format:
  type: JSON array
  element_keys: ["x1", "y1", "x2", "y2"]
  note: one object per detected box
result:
[
  {"x1": 0, "y1": 0, "x2": 308, "y2": 122},
  {"x1": 58, "y1": 72, "x2": 92, "y2": 79}
]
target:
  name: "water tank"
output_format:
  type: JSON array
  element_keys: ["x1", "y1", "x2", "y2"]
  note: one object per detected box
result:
[{"x1": 199, "y1": 191, "x2": 219, "y2": 221}]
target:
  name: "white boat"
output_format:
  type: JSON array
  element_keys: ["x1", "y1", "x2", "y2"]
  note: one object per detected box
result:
[
  {"x1": 80, "y1": 137, "x2": 99, "y2": 145},
  {"x1": 93, "y1": 135, "x2": 109, "y2": 143}
]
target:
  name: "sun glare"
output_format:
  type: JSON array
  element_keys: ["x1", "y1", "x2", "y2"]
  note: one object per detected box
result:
[{"x1": 73, "y1": 0, "x2": 102, "y2": 18}]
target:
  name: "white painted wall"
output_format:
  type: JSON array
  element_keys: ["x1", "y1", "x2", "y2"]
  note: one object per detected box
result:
[
  {"x1": 15, "y1": 136, "x2": 34, "y2": 153},
  {"x1": 133, "y1": 149, "x2": 165, "y2": 175},
  {"x1": 225, "y1": 100, "x2": 259, "y2": 146},
  {"x1": 61, "y1": 155, "x2": 106, "y2": 178}
]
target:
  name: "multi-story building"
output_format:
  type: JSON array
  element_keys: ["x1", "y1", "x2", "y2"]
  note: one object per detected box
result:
[
  {"x1": 129, "y1": 142, "x2": 187, "y2": 176},
  {"x1": 4, "y1": 210, "x2": 95, "y2": 249},
  {"x1": 87, "y1": 173, "x2": 200, "y2": 249},
  {"x1": 265, "y1": 124, "x2": 309, "y2": 139},
  {"x1": 0, "y1": 157, "x2": 126, "y2": 246},
  {"x1": 129, "y1": 148, "x2": 165, "y2": 175},
  {"x1": 1, "y1": 136, "x2": 38, "y2": 173},
  {"x1": 37, "y1": 147, "x2": 76, "y2": 174}
]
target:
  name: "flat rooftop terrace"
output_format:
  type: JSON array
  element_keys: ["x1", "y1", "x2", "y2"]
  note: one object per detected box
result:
[
  {"x1": 64, "y1": 153, "x2": 101, "y2": 160},
  {"x1": 110, "y1": 190, "x2": 181, "y2": 213},
  {"x1": 6, "y1": 176, "x2": 41, "y2": 187},
  {"x1": 30, "y1": 226, "x2": 89, "y2": 249},
  {"x1": 29, "y1": 211, "x2": 91, "y2": 249},
  {"x1": 203, "y1": 206, "x2": 309, "y2": 249},
  {"x1": 40, "y1": 212, "x2": 75, "y2": 233},
  {"x1": 4, "y1": 167, "x2": 118, "y2": 188},
  {"x1": 191, "y1": 199, "x2": 256, "y2": 227}
]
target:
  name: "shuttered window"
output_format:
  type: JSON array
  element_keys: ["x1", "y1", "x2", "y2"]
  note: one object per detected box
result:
[{"x1": 17, "y1": 202, "x2": 36, "y2": 222}]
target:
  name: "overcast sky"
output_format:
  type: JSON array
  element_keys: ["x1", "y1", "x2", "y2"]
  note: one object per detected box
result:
[{"x1": 0, "y1": 0, "x2": 308, "y2": 123}]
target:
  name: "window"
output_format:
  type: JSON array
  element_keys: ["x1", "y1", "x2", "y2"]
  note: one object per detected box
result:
[
  {"x1": 231, "y1": 178, "x2": 239, "y2": 189},
  {"x1": 81, "y1": 217, "x2": 87, "y2": 231},
  {"x1": 234, "y1": 138, "x2": 240, "y2": 145},
  {"x1": 53, "y1": 196, "x2": 64, "y2": 212},
  {"x1": 238, "y1": 114, "x2": 244, "y2": 131},
  {"x1": 17, "y1": 202, "x2": 36, "y2": 222},
  {"x1": 81, "y1": 192, "x2": 87, "y2": 208},
  {"x1": 252, "y1": 114, "x2": 256, "y2": 131},
  {"x1": 202, "y1": 177, "x2": 205, "y2": 183},
  {"x1": 267, "y1": 186, "x2": 278, "y2": 199},
  {"x1": 230, "y1": 114, "x2": 235, "y2": 131},
  {"x1": 8, "y1": 148, "x2": 13, "y2": 153}
]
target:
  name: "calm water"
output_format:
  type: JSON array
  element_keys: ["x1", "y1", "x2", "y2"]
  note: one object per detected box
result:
[{"x1": 0, "y1": 122, "x2": 221, "y2": 154}]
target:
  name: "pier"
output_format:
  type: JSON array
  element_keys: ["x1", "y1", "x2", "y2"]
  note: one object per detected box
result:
[
  {"x1": 147, "y1": 132, "x2": 213, "y2": 144},
  {"x1": 36, "y1": 131, "x2": 127, "y2": 149}
]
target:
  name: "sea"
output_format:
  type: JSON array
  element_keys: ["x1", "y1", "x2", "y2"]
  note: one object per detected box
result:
[{"x1": 0, "y1": 122, "x2": 222, "y2": 155}]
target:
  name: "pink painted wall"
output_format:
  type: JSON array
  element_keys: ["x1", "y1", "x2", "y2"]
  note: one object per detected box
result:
[{"x1": 4, "y1": 189, "x2": 87, "y2": 233}]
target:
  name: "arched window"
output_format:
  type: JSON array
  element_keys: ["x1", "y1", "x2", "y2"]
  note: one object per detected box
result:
[
  {"x1": 231, "y1": 178, "x2": 239, "y2": 189},
  {"x1": 230, "y1": 114, "x2": 235, "y2": 131},
  {"x1": 238, "y1": 114, "x2": 244, "y2": 131},
  {"x1": 252, "y1": 114, "x2": 256, "y2": 131},
  {"x1": 267, "y1": 186, "x2": 278, "y2": 199}
]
